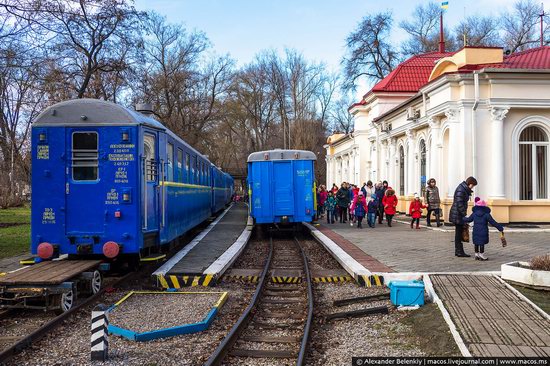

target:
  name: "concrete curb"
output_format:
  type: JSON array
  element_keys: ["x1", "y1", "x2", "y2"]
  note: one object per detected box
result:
[
  {"x1": 423, "y1": 275, "x2": 472, "y2": 357},
  {"x1": 493, "y1": 275, "x2": 550, "y2": 321},
  {"x1": 153, "y1": 204, "x2": 234, "y2": 277},
  {"x1": 203, "y1": 224, "x2": 252, "y2": 279},
  {"x1": 303, "y1": 222, "x2": 370, "y2": 280}
]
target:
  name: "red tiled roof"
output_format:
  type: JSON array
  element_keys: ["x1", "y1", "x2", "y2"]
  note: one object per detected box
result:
[
  {"x1": 460, "y1": 46, "x2": 550, "y2": 71},
  {"x1": 369, "y1": 51, "x2": 453, "y2": 94}
]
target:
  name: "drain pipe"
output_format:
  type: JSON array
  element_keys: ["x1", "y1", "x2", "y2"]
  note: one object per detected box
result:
[{"x1": 472, "y1": 71, "x2": 480, "y2": 180}]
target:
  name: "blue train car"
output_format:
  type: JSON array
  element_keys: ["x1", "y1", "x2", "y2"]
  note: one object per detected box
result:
[
  {"x1": 247, "y1": 149, "x2": 316, "y2": 224},
  {"x1": 31, "y1": 99, "x2": 232, "y2": 262}
]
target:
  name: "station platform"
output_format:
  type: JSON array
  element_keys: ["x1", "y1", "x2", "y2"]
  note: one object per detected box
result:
[
  {"x1": 427, "y1": 274, "x2": 550, "y2": 357},
  {"x1": 153, "y1": 203, "x2": 251, "y2": 288},
  {"x1": 309, "y1": 220, "x2": 550, "y2": 274}
]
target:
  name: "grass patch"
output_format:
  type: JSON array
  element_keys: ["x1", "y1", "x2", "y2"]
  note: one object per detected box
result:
[
  {"x1": 0, "y1": 206, "x2": 30, "y2": 258},
  {"x1": 400, "y1": 303, "x2": 461, "y2": 356},
  {"x1": 0, "y1": 205, "x2": 30, "y2": 224},
  {"x1": 511, "y1": 284, "x2": 550, "y2": 314}
]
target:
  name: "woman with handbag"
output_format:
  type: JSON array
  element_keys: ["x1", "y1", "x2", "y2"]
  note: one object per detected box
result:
[{"x1": 448, "y1": 177, "x2": 477, "y2": 257}]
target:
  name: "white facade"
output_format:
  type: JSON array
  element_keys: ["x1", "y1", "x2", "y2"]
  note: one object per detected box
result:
[{"x1": 325, "y1": 47, "x2": 550, "y2": 223}]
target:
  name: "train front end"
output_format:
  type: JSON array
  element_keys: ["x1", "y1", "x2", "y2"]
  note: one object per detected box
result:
[
  {"x1": 31, "y1": 99, "x2": 147, "y2": 262},
  {"x1": 247, "y1": 149, "x2": 317, "y2": 225}
]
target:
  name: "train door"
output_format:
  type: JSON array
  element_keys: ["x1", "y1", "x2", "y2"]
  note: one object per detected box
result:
[
  {"x1": 65, "y1": 129, "x2": 105, "y2": 235},
  {"x1": 273, "y1": 161, "x2": 294, "y2": 216},
  {"x1": 142, "y1": 131, "x2": 159, "y2": 232}
]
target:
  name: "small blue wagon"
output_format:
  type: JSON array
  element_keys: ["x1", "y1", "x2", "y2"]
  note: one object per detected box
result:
[{"x1": 247, "y1": 149, "x2": 316, "y2": 225}]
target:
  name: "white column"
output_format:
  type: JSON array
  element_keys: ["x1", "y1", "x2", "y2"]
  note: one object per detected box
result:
[
  {"x1": 490, "y1": 107, "x2": 509, "y2": 198},
  {"x1": 406, "y1": 129, "x2": 416, "y2": 195},
  {"x1": 428, "y1": 117, "x2": 441, "y2": 181},
  {"x1": 380, "y1": 140, "x2": 388, "y2": 180},
  {"x1": 389, "y1": 138, "x2": 397, "y2": 186},
  {"x1": 446, "y1": 109, "x2": 460, "y2": 197},
  {"x1": 325, "y1": 157, "x2": 331, "y2": 186}
]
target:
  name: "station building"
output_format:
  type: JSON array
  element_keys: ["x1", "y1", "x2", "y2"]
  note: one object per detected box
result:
[{"x1": 325, "y1": 46, "x2": 550, "y2": 223}]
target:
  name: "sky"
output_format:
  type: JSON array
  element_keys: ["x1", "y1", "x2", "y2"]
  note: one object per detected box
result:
[{"x1": 134, "y1": 0, "x2": 520, "y2": 97}]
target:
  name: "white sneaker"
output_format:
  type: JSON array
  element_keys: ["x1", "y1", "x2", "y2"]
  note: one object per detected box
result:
[
  {"x1": 350, "y1": 222, "x2": 354, "y2": 226},
  {"x1": 474, "y1": 253, "x2": 480, "y2": 260},
  {"x1": 478, "y1": 253, "x2": 488, "y2": 261}
]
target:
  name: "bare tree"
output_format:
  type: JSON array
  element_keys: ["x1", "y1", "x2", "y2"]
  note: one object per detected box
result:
[
  {"x1": 4, "y1": 0, "x2": 142, "y2": 101},
  {"x1": 342, "y1": 11, "x2": 400, "y2": 90},
  {"x1": 455, "y1": 15, "x2": 501, "y2": 47},
  {"x1": 329, "y1": 96, "x2": 354, "y2": 134},
  {"x1": 501, "y1": 0, "x2": 541, "y2": 52}
]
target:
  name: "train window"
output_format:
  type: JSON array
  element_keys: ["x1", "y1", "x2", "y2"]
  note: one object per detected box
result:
[
  {"x1": 177, "y1": 149, "x2": 183, "y2": 183},
  {"x1": 167, "y1": 143, "x2": 174, "y2": 182},
  {"x1": 185, "y1": 153, "x2": 190, "y2": 183},
  {"x1": 144, "y1": 134, "x2": 157, "y2": 182},
  {"x1": 72, "y1": 132, "x2": 98, "y2": 181}
]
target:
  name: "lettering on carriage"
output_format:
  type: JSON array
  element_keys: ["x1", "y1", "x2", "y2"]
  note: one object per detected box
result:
[
  {"x1": 108, "y1": 143, "x2": 135, "y2": 162},
  {"x1": 296, "y1": 169, "x2": 310, "y2": 176},
  {"x1": 37, "y1": 145, "x2": 49, "y2": 160},
  {"x1": 105, "y1": 188, "x2": 119, "y2": 205},
  {"x1": 114, "y1": 167, "x2": 128, "y2": 184},
  {"x1": 42, "y1": 207, "x2": 55, "y2": 224}
]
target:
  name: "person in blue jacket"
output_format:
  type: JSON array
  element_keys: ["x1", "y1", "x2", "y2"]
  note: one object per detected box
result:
[
  {"x1": 463, "y1": 197, "x2": 504, "y2": 261},
  {"x1": 367, "y1": 194, "x2": 378, "y2": 228}
]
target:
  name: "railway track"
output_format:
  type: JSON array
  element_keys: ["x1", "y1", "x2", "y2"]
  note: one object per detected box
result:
[
  {"x1": 206, "y1": 235, "x2": 313, "y2": 366},
  {"x1": 0, "y1": 272, "x2": 135, "y2": 364}
]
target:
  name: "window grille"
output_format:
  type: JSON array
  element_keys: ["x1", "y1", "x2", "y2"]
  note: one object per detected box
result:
[{"x1": 72, "y1": 132, "x2": 98, "y2": 181}]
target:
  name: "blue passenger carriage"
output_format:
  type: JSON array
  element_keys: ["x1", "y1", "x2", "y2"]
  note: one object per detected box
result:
[
  {"x1": 31, "y1": 99, "x2": 232, "y2": 262},
  {"x1": 247, "y1": 149, "x2": 316, "y2": 224}
]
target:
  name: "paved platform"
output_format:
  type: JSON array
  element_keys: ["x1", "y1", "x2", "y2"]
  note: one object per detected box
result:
[
  {"x1": 431, "y1": 274, "x2": 550, "y2": 357},
  {"x1": 154, "y1": 203, "x2": 250, "y2": 287},
  {"x1": 0, "y1": 254, "x2": 30, "y2": 274},
  {"x1": 318, "y1": 220, "x2": 550, "y2": 273}
]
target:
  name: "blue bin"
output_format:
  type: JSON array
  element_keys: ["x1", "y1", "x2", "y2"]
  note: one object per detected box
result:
[{"x1": 389, "y1": 280, "x2": 425, "y2": 306}]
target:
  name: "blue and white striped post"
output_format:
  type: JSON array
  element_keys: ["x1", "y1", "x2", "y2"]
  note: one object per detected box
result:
[{"x1": 91, "y1": 304, "x2": 109, "y2": 361}]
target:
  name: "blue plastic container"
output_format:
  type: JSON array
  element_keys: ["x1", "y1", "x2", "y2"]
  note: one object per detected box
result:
[{"x1": 389, "y1": 280, "x2": 425, "y2": 306}]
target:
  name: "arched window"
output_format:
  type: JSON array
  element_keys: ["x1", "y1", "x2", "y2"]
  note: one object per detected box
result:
[
  {"x1": 399, "y1": 145, "x2": 405, "y2": 196},
  {"x1": 419, "y1": 139, "x2": 427, "y2": 196},
  {"x1": 519, "y1": 126, "x2": 549, "y2": 200}
]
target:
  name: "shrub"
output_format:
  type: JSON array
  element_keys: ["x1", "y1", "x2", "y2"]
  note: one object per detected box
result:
[{"x1": 530, "y1": 254, "x2": 550, "y2": 271}]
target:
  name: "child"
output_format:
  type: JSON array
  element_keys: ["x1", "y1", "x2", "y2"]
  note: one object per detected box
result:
[
  {"x1": 382, "y1": 187, "x2": 398, "y2": 227},
  {"x1": 463, "y1": 197, "x2": 504, "y2": 261},
  {"x1": 409, "y1": 193, "x2": 427, "y2": 229},
  {"x1": 350, "y1": 191, "x2": 368, "y2": 229},
  {"x1": 367, "y1": 194, "x2": 378, "y2": 228},
  {"x1": 324, "y1": 191, "x2": 337, "y2": 224}
]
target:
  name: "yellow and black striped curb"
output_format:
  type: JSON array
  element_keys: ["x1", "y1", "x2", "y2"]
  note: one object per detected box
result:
[
  {"x1": 313, "y1": 276, "x2": 353, "y2": 283},
  {"x1": 157, "y1": 274, "x2": 215, "y2": 288},
  {"x1": 223, "y1": 275, "x2": 259, "y2": 283},
  {"x1": 271, "y1": 276, "x2": 302, "y2": 284},
  {"x1": 357, "y1": 274, "x2": 385, "y2": 287}
]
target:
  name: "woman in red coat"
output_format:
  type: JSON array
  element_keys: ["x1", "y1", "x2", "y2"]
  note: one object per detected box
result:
[
  {"x1": 382, "y1": 187, "x2": 398, "y2": 227},
  {"x1": 409, "y1": 193, "x2": 427, "y2": 229}
]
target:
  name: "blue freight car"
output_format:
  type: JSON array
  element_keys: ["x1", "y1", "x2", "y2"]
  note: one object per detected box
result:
[
  {"x1": 247, "y1": 149, "x2": 316, "y2": 224},
  {"x1": 31, "y1": 99, "x2": 232, "y2": 262}
]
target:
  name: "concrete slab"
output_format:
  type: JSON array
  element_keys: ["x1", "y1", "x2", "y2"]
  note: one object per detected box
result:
[{"x1": 431, "y1": 274, "x2": 550, "y2": 357}]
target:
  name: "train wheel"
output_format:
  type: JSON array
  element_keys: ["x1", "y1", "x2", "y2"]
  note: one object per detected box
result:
[
  {"x1": 54, "y1": 289, "x2": 74, "y2": 315},
  {"x1": 90, "y1": 270, "x2": 102, "y2": 294}
]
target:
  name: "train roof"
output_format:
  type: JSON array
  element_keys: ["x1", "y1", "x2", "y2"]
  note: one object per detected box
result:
[
  {"x1": 33, "y1": 98, "x2": 166, "y2": 130},
  {"x1": 247, "y1": 149, "x2": 317, "y2": 162}
]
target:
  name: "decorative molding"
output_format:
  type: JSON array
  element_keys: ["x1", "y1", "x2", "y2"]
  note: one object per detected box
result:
[
  {"x1": 428, "y1": 117, "x2": 440, "y2": 129},
  {"x1": 490, "y1": 106, "x2": 510, "y2": 122},
  {"x1": 444, "y1": 108, "x2": 460, "y2": 122},
  {"x1": 405, "y1": 129, "x2": 415, "y2": 140}
]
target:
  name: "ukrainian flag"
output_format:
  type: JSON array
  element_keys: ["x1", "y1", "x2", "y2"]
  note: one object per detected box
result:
[{"x1": 441, "y1": 1, "x2": 449, "y2": 9}]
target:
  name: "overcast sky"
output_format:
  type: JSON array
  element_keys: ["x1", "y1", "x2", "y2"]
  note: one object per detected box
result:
[{"x1": 134, "y1": 0, "x2": 521, "y2": 97}]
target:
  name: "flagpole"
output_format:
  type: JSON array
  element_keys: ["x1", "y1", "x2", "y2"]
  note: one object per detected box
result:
[{"x1": 439, "y1": 10, "x2": 445, "y2": 52}]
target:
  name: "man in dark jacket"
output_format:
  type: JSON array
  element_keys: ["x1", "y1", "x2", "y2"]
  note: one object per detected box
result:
[
  {"x1": 336, "y1": 183, "x2": 349, "y2": 223},
  {"x1": 449, "y1": 177, "x2": 477, "y2": 257},
  {"x1": 375, "y1": 181, "x2": 387, "y2": 224}
]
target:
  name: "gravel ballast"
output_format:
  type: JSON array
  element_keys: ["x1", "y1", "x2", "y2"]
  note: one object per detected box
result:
[{"x1": 108, "y1": 292, "x2": 223, "y2": 333}]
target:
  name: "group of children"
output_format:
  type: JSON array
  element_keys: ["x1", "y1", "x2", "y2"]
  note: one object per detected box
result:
[{"x1": 323, "y1": 185, "x2": 398, "y2": 229}]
